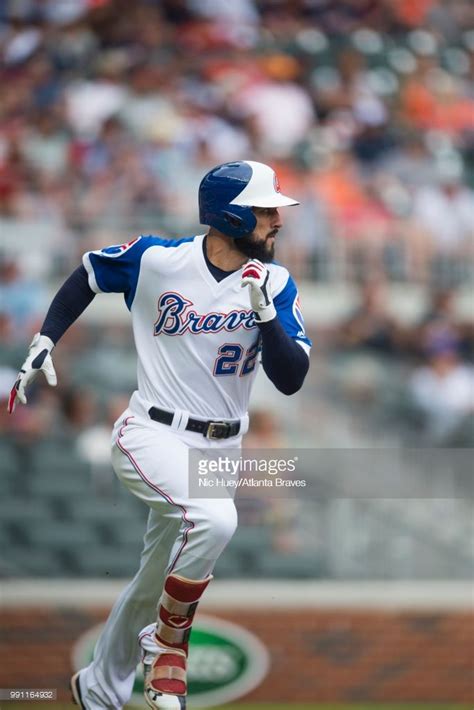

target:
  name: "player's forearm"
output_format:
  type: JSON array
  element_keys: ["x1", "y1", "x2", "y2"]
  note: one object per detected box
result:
[
  {"x1": 40, "y1": 265, "x2": 96, "y2": 344},
  {"x1": 258, "y1": 317, "x2": 309, "y2": 395}
]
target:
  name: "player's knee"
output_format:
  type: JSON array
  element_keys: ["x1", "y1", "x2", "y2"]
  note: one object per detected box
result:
[{"x1": 199, "y1": 500, "x2": 238, "y2": 544}]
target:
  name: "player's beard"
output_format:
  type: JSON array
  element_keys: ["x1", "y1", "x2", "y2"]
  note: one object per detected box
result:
[{"x1": 234, "y1": 231, "x2": 276, "y2": 262}]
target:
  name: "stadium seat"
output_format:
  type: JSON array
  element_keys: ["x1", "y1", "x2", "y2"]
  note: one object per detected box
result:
[
  {"x1": 259, "y1": 551, "x2": 322, "y2": 579},
  {"x1": 72, "y1": 544, "x2": 142, "y2": 578},
  {"x1": 0, "y1": 439, "x2": 20, "y2": 476},
  {"x1": 68, "y1": 496, "x2": 144, "y2": 524},
  {"x1": 0, "y1": 498, "x2": 52, "y2": 524},
  {"x1": 23, "y1": 520, "x2": 98, "y2": 549},
  {"x1": 0, "y1": 547, "x2": 64, "y2": 577}
]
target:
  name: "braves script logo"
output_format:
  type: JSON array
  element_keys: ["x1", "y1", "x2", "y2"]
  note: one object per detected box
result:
[{"x1": 154, "y1": 292, "x2": 256, "y2": 336}]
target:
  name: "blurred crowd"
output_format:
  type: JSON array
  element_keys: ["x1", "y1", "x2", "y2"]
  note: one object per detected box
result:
[
  {"x1": 1, "y1": 1, "x2": 473, "y2": 583},
  {"x1": 0, "y1": 1, "x2": 473, "y2": 451},
  {"x1": 0, "y1": 0, "x2": 473, "y2": 285},
  {"x1": 329, "y1": 280, "x2": 474, "y2": 446}
]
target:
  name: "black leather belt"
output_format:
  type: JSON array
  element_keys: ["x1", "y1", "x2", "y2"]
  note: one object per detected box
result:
[{"x1": 148, "y1": 407, "x2": 241, "y2": 440}]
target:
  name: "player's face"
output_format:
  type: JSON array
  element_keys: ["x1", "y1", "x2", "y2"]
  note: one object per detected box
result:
[{"x1": 235, "y1": 207, "x2": 282, "y2": 262}]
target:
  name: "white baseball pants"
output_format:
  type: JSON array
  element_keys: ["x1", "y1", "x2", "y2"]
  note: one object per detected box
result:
[{"x1": 77, "y1": 392, "x2": 246, "y2": 709}]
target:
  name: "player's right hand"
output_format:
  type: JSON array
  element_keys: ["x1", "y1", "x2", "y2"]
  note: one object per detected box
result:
[
  {"x1": 241, "y1": 259, "x2": 276, "y2": 323},
  {"x1": 8, "y1": 333, "x2": 57, "y2": 414}
]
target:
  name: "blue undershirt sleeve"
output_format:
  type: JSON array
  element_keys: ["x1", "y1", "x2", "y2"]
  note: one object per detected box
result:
[
  {"x1": 258, "y1": 317, "x2": 310, "y2": 395},
  {"x1": 40, "y1": 265, "x2": 96, "y2": 345}
]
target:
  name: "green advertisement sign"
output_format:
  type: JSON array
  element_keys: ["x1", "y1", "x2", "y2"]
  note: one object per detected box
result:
[{"x1": 73, "y1": 614, "x2": 269, "y2": 707}]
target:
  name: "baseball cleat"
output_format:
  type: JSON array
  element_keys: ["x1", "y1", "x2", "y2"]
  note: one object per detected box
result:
[
  {"x1": 144, "y1": 648, "x2": 187, "y2": 709},
  {"x1": 144, "y1": 688, "x2": 186, "y2": 709},
  {"x1": 70, "y1": 670, "x2": 87, "y2": 709}
]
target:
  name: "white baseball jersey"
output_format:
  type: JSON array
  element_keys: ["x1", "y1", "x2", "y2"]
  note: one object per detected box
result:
[{"x1": 83, "y1": 234, "x2": 312, "y2": 419}]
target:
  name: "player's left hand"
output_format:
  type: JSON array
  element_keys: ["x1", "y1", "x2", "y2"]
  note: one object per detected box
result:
[
  {"x1": 8, "y1": 333, "x2": 57, "y2": 414},
  {"x1": 241, "y1": 259, "x2": 276, "y2": 323}
]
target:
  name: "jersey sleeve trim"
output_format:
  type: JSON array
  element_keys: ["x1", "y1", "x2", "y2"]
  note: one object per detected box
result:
[{"x1": 82, "y1": 252, "x2": 102, "y2": 294}]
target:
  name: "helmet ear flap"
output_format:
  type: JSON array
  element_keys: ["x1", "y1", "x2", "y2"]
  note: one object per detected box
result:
[
  {"x1": 222, "y1": 208, "x2": 257, "y2": 234},
  {"x1": 222, "y1": 211, "x2": 243, "y2": 228}
]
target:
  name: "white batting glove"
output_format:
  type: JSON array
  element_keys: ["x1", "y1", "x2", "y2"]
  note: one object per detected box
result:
[
  {"x1": 8, "y1": 333, "x2": 57, "y2": 414},
  {"x1": 241, "y1": 259, "x2": 276, "y2": 323}
]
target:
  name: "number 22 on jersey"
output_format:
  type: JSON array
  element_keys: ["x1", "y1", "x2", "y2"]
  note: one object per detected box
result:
[{"x1": 213, "y1": 341, "x2": 259, "y2": 377}]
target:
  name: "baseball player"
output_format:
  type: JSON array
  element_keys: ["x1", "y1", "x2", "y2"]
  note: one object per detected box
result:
[{"x1": 8, "y1": 160, "x2": 311, "y2": 709}]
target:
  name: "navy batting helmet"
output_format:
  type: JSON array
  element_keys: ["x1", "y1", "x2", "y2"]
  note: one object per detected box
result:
[{"x1": 198, "y1": 160, "x2": 299, "y2": 239}]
